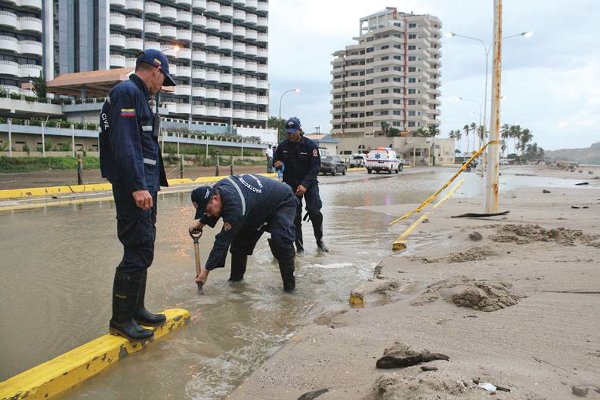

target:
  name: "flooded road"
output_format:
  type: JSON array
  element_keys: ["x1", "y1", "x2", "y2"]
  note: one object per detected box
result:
[{"x1": 0, "y1": 167, "x2": 588, "y2": 399}]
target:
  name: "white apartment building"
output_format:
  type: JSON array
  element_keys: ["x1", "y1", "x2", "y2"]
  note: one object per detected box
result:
[{"x1": 330, "y1": 7, "x2": 441, "y2": 136}]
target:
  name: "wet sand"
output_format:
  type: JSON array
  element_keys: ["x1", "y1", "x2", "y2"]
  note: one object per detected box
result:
[{"x1": 230, "y1": 165, "x2": 600, "y2": 400}]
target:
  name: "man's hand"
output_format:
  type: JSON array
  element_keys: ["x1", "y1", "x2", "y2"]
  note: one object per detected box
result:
[
  {"x1": 196, "y1": 268, "x2": 209, "y2": 284},
  {"x1": 189, "y1": 220, "x2": 205, "y2": 235},
  {"x1": 132, "y1": 190, "x2": 153, "y2": 210},
  {"x1": 274, "y1": 160, "x2": 283, "y2": 170},
  {"x1": 295, "y1": 184, "x2": 307, "y2": 196}
]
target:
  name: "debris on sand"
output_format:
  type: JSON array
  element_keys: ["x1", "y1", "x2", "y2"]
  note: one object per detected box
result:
[
  {"x1": 543, "y1": 189, "x2": 551, "y2": 193},
  {"x1": 446, "y1": 246, "x2": 496, "y2": 263},
  {"x1": 372, "y1": 374, "x2": 476, "y2": 399},
  {"x1": 468, "y1": 231, "x2": 483, "y2": 241},
  {"x1": 297, "y1": 388, "x2": 329, "y2": 400},
  {"x1": 376, "y1": 342, "x2": 449, "y2": 369},
  {"x1": 491, "y1": 224, "x2": 600, "y2": 247},
  {"x1": 411, "y1": 275, "x2": 523, "y2": 312}
]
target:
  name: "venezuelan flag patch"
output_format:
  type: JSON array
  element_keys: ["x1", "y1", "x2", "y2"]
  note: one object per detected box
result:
[{"x1": 121, "y1": 108, "x2": 136, "y2": 117}]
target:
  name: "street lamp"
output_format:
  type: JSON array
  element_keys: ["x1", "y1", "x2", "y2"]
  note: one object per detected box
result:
[{"x1": 277, "y1": 88, "x2": 300, "y2": 141}]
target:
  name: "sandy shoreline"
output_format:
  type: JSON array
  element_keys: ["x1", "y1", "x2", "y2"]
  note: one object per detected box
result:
[{"x1": 229, "y1": 166, "x2": 600, "y2": 400}]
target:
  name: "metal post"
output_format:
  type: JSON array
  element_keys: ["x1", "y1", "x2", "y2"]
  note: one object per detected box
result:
[
  {"x1": 215, "y1": 153, "x2": 220, "y2": 176},
  {"x1": 177, "y1": 132, "x2": 180, "y2": 156},
  {"x1": 76, "y1": 153, "x2": 83, "y2": 185},
  {"x1": 8, "y1": 118, "x2": 12, "y2": 157},
  {"x1": 71, "y1": 124, "x2": 75, "y2": 157},
  {"x1": 241, "y1": 139, "x2": 244, "y2": 159},
  {"x1": 41, "y1": 121, "x2": 46, "y2": 157},
  {"x1": 485, "y1": 0, "x2": 503, "y2": 213},
  {"x1": 205, "y1": 136, "x2": 208, "y2": 158},
  {"x1": 179, "y1": 155, "x2": 184, "y2": 179}
]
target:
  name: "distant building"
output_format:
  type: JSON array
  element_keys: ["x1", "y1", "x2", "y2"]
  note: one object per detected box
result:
[
  {"x1": 330, "y1": 7, "x2": 442, "y2": 136},
  {"x1": 304, "y1": 133, "x2": 339, "y2": 157}
]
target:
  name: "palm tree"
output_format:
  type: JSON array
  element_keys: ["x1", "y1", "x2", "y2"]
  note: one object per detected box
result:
[
  {"x1": 414, "y1": 127, "x2": 428, "y2": 137},
  {"x1": 501, "y1": 124, "x2": 510, "y2": 155},
  {"x1": 463, "y1": 124, "x2": 471, "y2": 154},
  {"x1": 469, "y1": 122, "x2": 478, "y2": 150},
  {"x1": 455, "y1": 129, "x2": 463, "y2": 154},
  {"x1": 519, "y1": 128, "x2": 532, "y2": 156}
]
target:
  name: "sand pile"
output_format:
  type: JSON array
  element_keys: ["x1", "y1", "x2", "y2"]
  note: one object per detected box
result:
[
  {"x1": 446, "y1": 246, "x2": 496, "y2": 263},
  {"x1": 412, "y1": 275, "x2": 523, "y2": 312},
  {"x1": 492, "y1": 224, "x2": 600, "y2": 247},
  {"x1": 372, "y1": 374, "x2": 480, "y2": 400}
]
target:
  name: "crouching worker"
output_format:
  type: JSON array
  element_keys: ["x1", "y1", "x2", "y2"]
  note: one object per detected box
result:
[{"x1": 189, "y1": 174, "x2": 298, "y2": 292}]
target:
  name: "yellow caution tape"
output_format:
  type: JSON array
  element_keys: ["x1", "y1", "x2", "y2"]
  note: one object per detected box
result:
[
  {"x1": 0, "y1": 309, "x2": 190, "y2": 400},
  {"x1": 392, "y1": 214, "x2": 429, "y2": 251},
  {"x1": 433, "y1": 179, "x2": 464, "y2": 209}
]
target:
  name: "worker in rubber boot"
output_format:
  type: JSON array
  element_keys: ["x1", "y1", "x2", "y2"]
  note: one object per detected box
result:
[
  {"x1": 189, "y1": 174, "x2": 298, "y2": 292},
  {"x1": 273, "y1": 117, "x2": 329, "y2": 254},
  {"x1": 99, "y1": 49, "x2": 175, "y2": 341}
]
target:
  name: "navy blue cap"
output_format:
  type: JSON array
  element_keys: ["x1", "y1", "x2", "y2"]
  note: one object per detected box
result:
[
  {"x1": 191, "y1": 186, "x2": 212, "y2": 220},
  {"x1": 136, "y1": 49, "x2": 176, "y2": 86},
  {"x1": 285, "y1": 117, "x2": 302, "y2": 134}
]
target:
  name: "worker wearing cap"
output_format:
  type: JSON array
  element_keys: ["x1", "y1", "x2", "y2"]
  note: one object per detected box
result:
[
  {"x1": 99, "y1": 49, "x2": 176, "y2": 341},
  {"x1": 189, "y1": 174, "x2": 298, "y2": 292},
  {"x1": 273, "y1": 117, "x2": 328, "y2": 253}
]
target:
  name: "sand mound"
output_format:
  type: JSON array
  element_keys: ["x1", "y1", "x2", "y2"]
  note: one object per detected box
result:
[
  {"x1": 492, "y1": 224, "x2": 600, "y2": 247},
  {"x1": 446, "y1": 246, "x2": 496, "y2": 263},
  {"x1": 372, "y1": 374, "x2": 477, "y2": 399},
  {"x1": 411, "y1": 275, "x2": 523, "y2": 312}
]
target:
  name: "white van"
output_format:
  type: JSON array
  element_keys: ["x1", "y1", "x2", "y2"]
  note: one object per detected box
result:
[{"x1": 366, "y1": 147, "x2": 403, "y2": 174}]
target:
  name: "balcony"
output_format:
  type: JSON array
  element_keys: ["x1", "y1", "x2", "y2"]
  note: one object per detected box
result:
[
  {"x1": 175, "y1": 48, "x2": 192, "y2": 59},
  {"x1": 19, "y1": 16, "x2": 43, "y2": 33},
  {"x1": 233, "y1": 0, "x2": 245, "y2": 5},
  {"x1": 246, "y1": 13, "x2": 258, "y2": 25},
  {"x1": 206, "y1": 1, "x2": 220, "y2": 14},
  {"x1": 193, "y1": 32, "x2": 206, "y2": 44},
  {"x1": 257, "y1": 96, "x2": 268, "y2": 105},
  {"x1": 221, "y1": 39, "x2": 233, "y2": 50},
  {"x1": 145, "y1": 2, "x2": 161, "y2": 15},
  {"x1": 193, "y1": 14, "x2": 206, "y2": 27},
  {"x1": 245, "y1": 93, "x2": 257, "y2": 103},
  {"x1": 146, "y1": 21, "x2": 161, "y2": 35},
  {"x1": 167, "y1": 63, "x2": 177, "y2": 75},
  {"x1": 221, "y1": 56, "x2": 233, "y2": 67},
  {"x1": 0, "y1": 61, "x2": 19, "y2": 77},
  {"x1": 233, "y1": 26, "x2": 245, "y2": 37},
  {"x1": 0, "y1": 11, "x2": 17, "y2": 28},
  {"x1": 177, "y1": 29, "x2": 192, "y2": 41},
  {"x1": 233, "y1": 59, "x2": 245, "y2": 70},
  {"x1": 192, "y1": 50, "x2": 206, "y2": 62},
  {"x1": 246, "y1": 0, "x2": 258, "y2": 9},
  {"x1": 221, "y1": 91, "x2": 233, "y2": 101},
  {"x1": 221, "y1": 108, "x2": 233, "y2": 118},
  {"x1": 126, "y1": 0, "x2": 143, "y2": 11},
  {"x1": 257, "y1": 64, "x2": 268, "y2": 74},
  {"x1": 206, "y1": 107, "x2": 220, "y2": 117},
  {"x1": 257, "y1": 112, "x2": 268, "y2": 121},
  {"x1": 177, "y1": 103, "x2": 192, "y2": 114},
  {"x1": 233, "y1": 92, "x2": 245, "y2": 102},
  {"x1": 206, "y1": 70, "x2": 220, "y2": 81},
  {"x1": 178, "y1": 11, "x2": 192, "y2": 23},
  {"x1": 0, "y1": 36, "x2": 18, "y2": 52},
  {"x1": 246, "y1": 29, "x2": 258, "y2": 41},
  {"x1": 233, "y1": 75, "x2": 245, "y2": 86},
  {"x1": 245, "y1": 110, "x2": 257, "y2": 120},
  {"x1": 245, "y1": 61, "x2": 257, "y2": 72},
  {"x1": 221, "y1": 23, "x2": 233, "y2": 34},
  {"x1": 221, "y1": 73, "x2": 233, "y2": 84},
  {"x1": 175, "y1": 85, "x2": 192, "y2": 96},
  {"x1": 145, "y1": 41, "x2": 161, "y2": 50},
  {"x1": 233, "y1": 42, "x2": 246, "y2": 53},
  {"x1": 192, "y1": 69, "x2": 206, "y2": 80},
  {"x1": 245, "y1": 77, "x2": 257, "y2": 88},
  {"x1": 177, "y1": 66, "x2": 191, "y2": 78},
  {"x1": 193, "y1": 104, "x2": 207, "y2": 114},
  {"x1": 206, "y1": 53, "x2": 221, "y2": 64},
  {"x1": 110, "y1": 13, "x2": 126, "y2": 27},
  {"x1": 192, "y1": 0, "x2": 206, "y2": 10},
  {"x1": 257, "y1": 17, "x2": 268, "y2": 27},
  {"x1": 256, "y1": 79, "x2": 268, "y2": 89},
  {"x1": 18, "y1": 40, "x2": 42, "y2": 55},
  {"x1": 125, "y1": 37, "x2": 144, "y2": 51},
  {"x1": 110, "y1": 55, "x2": 126, "y2": 68},
  {"x1": 221, "y1": 6, "x2": 233, "y2": 17},
  {"x1": 177, "y1": 0, "x2": 192, "y2": 5},
  {"x1": 245, "y1": 45, "x2": 258, "y2": 56},
  {"x1": 233, "y1": 110, "x2": 245, "y2": 119},
  {"x1": 19, "y1": 64, "x2": 42, "y2": 78},
  {"x1": 164, "y1": 102, "x2": 177, "y2": 113},
  {"x1": 233, "y1": 10, "x2": 246, "y2": 21},
  {"x1": 206, "y1": 36, "x2": 220, "y2": 48},
  {"x1": 20, "y1": 0, "x2": 43, "y2": 8},
  {"x1": 160, "y1": 25, "x2": 177, "y2": 38},
  {"x1": 257, "y1": 1, "x2": 268, "y2": 12},
  {"x1": 126, "y1": 17, "x2": 143, "y2": 31},
  {"x1": 192, "y1": 87, "x2": 206, "y2": 97},
  {"x1": 111, "y1": 0, "x2": 126, "y2": 6},
  {"x1": 162, "y1": 6, "x2": 177, "y2": 19},
  {"x1": 206, "y1": 19, "x2": 220, "y2": 31},
  {"x1": 257, "y1": 33, "x2": 268, "y2": 43}
]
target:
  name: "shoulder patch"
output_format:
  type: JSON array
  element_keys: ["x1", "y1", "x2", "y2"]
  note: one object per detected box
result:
[
  {"x1": 223, "y1": 222, "x2": 232, "y2": 231},
  {"x1": 313, "y1": 148, "x2": 319, "y2": 157}
]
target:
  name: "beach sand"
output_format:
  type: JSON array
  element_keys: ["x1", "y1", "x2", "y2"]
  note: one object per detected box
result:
[{"x1": 229, "y1": 165, "x2": 600, "y2": 400}]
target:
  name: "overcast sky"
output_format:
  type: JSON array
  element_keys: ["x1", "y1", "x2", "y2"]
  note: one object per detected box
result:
[{"x1": 267, "y1": 0, "x2": 599, "y2": 150}]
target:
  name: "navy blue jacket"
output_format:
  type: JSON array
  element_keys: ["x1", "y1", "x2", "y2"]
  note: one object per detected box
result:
[
  {"x1": 200, "y1": 174, "x2": 297, "y2": 270},
  {"x1": 273, "y1": 136, "x2": 321, "y2": 190},
  {"x1": 99, "y1": 74, "x2": 167, "y2": 192}
]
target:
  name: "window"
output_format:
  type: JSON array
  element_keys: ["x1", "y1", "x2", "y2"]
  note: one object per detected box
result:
[
  {"x1": 393, "y1": 99, "x2": 401, "y2": 104},
  {"x1": 393, "y1": 88, "x2": 401, "y2": 93},
  {"x1": 394, "y1": 44, "x2": 402, "y2": 49},
  {"x1": 381, "y1": 45, "x2": 389, "y2": 50},
  {"x1": 394, "y1": 55, "x2": 402, "y2": 60},
  {"x1": 366, "y1": 47, "x2": 374, "y2": 53},
  {"x1": 381, "y1": 89, "x2": 389, "y2": 94},
  {"x1": 408, "y1": 45, "x2": 416, "y2": 50},
  {"x1": 409, "y1": 34, "x2": 417, "y2": 39},
  {"x1": 408, "y1": 122, "x2": 416, "y2": 127},
  {"x1": 408, "y1": 99, "x2": 416, "y2": 105},
  {"x1": 380, "y1": 100, "x2": 389, "y2": 104},
  {"x1": 380, "y1": 67, "x2": 388, "y2": 72},
  {"x1": 381, "y1": 111, "x2": 389, "y2": 115},
  {"x1": 408, "y1": 67, "x2": 416, "y2": 72},
  {"x1": 408, "y1": 78, "x2": 416, "y2": 83},
  {"x1": 408, "y1": 89, "x2": 416, "y2": 94},
  {"x1": 381, "y1": 78, "x2": 389, "y2": 82},
  {"x1": 381, "y1": 56, "x2": 389, "y2": 60},
  {"x1": 409, "y1": 23, "x2": 417, "y2": 28},
  {"x1": 408, "y1": 56, "x2": 416, "y2": 61}
]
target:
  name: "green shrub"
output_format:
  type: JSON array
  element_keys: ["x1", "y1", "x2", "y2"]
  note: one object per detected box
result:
[{"x1": 0, "y1": 156, "x2": 100, "y2": 173}]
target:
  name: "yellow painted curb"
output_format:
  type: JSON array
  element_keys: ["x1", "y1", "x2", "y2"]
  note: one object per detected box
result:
[
  {"x1": 0, "y1": 308, "x2": 190, "y2": 400},
  {"x1": 392, "y1": 214, "x2": 429, "y2": 252}
]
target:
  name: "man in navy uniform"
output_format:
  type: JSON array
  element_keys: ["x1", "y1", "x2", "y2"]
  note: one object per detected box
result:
[
  {"x1": 273, "y1": 117, "x2": 328, "y2": 254},
  {"x1": 189, "y1": 174, "x2": 298, "y2": 292},
  {"x1": 99, "y1": 49, "x2": 176, "y2": 341}
]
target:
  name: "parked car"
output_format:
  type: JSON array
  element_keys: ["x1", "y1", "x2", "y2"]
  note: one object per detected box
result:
[
  {"x1": 366, "y1": 147, "x2": 403, "y2": 174},
  {"x1": 320, "y1": 155, "x2": 347, "y2": 176},
  {"x1": 350, "y1": 154, "x2": 367, "y2": 168}
]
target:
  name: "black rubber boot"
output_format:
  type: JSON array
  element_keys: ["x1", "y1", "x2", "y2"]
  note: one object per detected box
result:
[
  {"x1": 229, "y1": 253, "x2": 247, "y2": 282},
  {"x1": 294, "y1": 207, "x2": 304, "y2": 255},
  {"x1": 110, "y1": 270, "x2": 154, "y2": 341},
  {"x1": 278, "y1": 258, "x2": 295, "y2": 292},
  {"x1": 310, "y1": 211, "x2": 329, "y2": 252},
  {"x1": 134, "y1": 270, "x2": 166, "y2": 327}
]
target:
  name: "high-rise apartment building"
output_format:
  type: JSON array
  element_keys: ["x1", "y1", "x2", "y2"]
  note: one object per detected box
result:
[
  {"x1": 330, "y1": 7, "x2": 441, "y2": 136},
  {"x1": 0, "y1": 0, "x2": 269, "y2": 130}
]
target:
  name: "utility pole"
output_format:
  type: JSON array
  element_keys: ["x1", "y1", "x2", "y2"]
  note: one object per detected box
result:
[{"x1": 485, "y1": 0, "x2": 503, "y2": 213}]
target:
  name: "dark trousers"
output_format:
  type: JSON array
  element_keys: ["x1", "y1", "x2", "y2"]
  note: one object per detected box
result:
[
  {"x1": 112, "y1": 185, "x2": 157, "y2": 273},
  {"x1": 293, "y1": 184, "x2": 324, "y2": 248}
]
